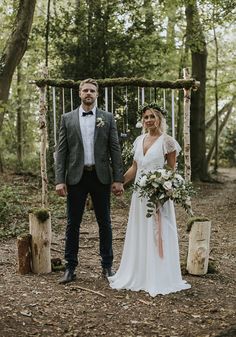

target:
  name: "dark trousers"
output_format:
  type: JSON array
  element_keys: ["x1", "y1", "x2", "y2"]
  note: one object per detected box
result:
[{"x1": 65, "y1": 170, "x2": 113, "y2": 270}]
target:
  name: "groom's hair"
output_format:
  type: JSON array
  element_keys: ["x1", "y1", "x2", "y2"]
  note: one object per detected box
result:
[{"x1": 79, "y1": 78, "x2": 99, "y2": 91}]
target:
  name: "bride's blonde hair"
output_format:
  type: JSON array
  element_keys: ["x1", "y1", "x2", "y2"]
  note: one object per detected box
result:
[{"x1": 142, "y1": 108, "x2": 167, "y2": 134}]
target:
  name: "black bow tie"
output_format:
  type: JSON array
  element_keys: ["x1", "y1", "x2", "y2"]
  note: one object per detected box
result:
[{"x1": 82, "y1": 111, "x2": 93, "y2": 117}]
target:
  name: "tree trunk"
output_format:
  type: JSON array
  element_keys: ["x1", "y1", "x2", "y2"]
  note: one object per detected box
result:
[
  {"x1": 16, "y1": 63, "x2": 23, "y2": 172},
  {"x1": 185, "y1": 0, "x2": 209, "y2": 181},
  {"x1": 0, "y1": 0, "x2": 36, "y2": 169},
  {"x1": 176, "y1": 31, "x2": 189, "y2": 146},
  {"x1": 45, "y1": 0, "x2": 51, "y2": 68},
  {"x1": 183, "y1": 68, "x2": 192, "y2": 182},
  {"x1": 144, "y1": 0, "x2": 155, "y2": 34},
  {"x1": 213, "y1": 7, "x2": 219, "y2": 173},
  {"x1": 45, "y1": 0, "x2": 55, "y2": 182},
  {"x1": 39, "y1": 79, "x2": 48, "y2": 208}
]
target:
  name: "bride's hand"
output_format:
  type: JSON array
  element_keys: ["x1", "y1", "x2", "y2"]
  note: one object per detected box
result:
[{"x1": 111, "y1": 182, "x2": 124, "y2": 196}]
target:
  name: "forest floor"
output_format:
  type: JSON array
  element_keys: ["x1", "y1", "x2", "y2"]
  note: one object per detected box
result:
[{"x1": 0, "y1": 168, "x2": 235, "y2": 337}]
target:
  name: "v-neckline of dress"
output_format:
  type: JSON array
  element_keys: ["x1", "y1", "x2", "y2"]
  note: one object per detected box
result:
[{"x1": 142, "y1": 133, "x2": 163, "y2": 157}]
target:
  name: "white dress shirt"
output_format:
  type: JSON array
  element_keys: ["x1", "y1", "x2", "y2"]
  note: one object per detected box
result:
[{"x1": 79, "y1": 105, "x2": 96, "y2": 166}]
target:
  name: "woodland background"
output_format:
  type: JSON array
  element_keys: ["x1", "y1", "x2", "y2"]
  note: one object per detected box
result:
[{"x1": 0, "y1": 0, "x2": 235, "y2": 181}]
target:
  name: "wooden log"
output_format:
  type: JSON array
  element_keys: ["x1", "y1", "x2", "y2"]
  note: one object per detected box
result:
[
  {"x1": 17, "y1": 234, "x2": 32, "y2": 274},
  {"x1": 29, "y1": 210, "x2": 51, "y2": 274},
  {"x1": 187, "y1": 220, "x2": 211, "y2": 275}
]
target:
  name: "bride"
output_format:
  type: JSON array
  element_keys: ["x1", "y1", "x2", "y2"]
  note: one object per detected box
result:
[{"x1": 108, "y1": 103, "x2": 191, "y2": 297}]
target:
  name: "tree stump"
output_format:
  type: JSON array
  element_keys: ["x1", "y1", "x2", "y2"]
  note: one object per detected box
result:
[
  {"x1": 187, "y1": 220, "x2": 211, "y2": 275},
  {"x1": 17, "y1": 233, "x2": 32, "y2": 274},
  {"x1": 29, "y1": 209, "x2": 51, "y2": 274}
]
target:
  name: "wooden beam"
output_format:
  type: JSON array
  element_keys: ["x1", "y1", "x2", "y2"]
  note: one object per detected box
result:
[{"x1": 32, "y1": 77, "x2": 200, "y2": 90}]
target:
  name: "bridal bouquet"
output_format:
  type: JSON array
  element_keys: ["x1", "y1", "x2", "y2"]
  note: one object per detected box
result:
[{"x1": 134, "y1": 168, "x2": 196, "y2": 217}]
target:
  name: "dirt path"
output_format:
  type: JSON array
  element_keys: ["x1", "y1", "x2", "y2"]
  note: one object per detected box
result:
[{"x1": 0, "y1": 168, "x2": 235, "y2": 337}]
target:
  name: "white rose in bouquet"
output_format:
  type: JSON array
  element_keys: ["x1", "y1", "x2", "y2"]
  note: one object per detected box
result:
[
  {"x1": 139, "y1": 175, "x2": 147, "y2": 187},
  {"x1": 163, "y1": 181, "x2": 172, "y2": 191}
]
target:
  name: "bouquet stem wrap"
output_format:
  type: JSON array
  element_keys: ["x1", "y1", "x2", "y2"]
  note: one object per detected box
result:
[{"x1": 155, "y1": 208, "x2": 163, "y2": 258}]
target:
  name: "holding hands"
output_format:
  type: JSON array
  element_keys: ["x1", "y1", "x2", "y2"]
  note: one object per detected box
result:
[{"x1": 111, "y1": 182, "x2": 124, "y2": 196}]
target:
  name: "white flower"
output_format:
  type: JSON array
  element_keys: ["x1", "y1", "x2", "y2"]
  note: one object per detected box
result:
[
  {"x1": 151, "y1": 182, "x2": 159, "y2": 188},
  {"x1": 96, "y1": 117, "x2": 105, "y2": 128},
  {"x1": 150, "y1": 174, "x2": 156, "y2": 180},
  {"x1": 139, "y1": 175, "x2": 147, "y2": 187},
  {"x1": 162, "y1": 171, "x2": 172, "y2": 179},
  {"x1": 157, "y1": 169, "x2": 166, "y2": 175},
  {"x1": 175, "y1": 174, "x2": 184, "y2": 181},
  {"x1": 163, "y1": 181, "x2": 172, "y2": 190}
]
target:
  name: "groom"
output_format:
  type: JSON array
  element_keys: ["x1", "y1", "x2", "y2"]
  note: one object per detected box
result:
[{"x1": 55, "y1": 78, "x2": 124, "y2": 284}]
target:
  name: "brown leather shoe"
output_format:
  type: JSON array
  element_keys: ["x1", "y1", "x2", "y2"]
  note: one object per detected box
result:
[
  {"x1": 59, "y1": 269, "x2": 76, "y2": 284},
  {"x1": 102, "y1": 267, "x2": 115, "y2": 278}
]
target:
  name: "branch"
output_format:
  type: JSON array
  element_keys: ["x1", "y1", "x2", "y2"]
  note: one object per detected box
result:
[
  {"x1": 206, "y1": 104, "x2": 233, "y2": 164},
  {"x1": 205, "y1": 96, "x2": 236, "y2": 130},
  {"x1": 70, "y1": 286, "x2": 106, "y2": 297}
]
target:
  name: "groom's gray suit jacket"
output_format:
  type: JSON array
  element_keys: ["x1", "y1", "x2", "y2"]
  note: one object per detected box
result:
[{"x1": 55, "y1": 107, "x2": 123, "y2": 185}]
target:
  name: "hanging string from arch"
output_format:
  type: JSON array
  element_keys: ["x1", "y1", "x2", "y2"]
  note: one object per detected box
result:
[
  {"x1": 111, "y1": 87, "x2": 114, "y2": 114},
  {"x1": 105, "y1": 87, "x2": 108, "y2": 111},
  {"x1": 163, "y1": 89, "x2": 166, "y2": 110},
  {"x1": 137, "y1": 87, "x2": 140, "y2": 110},
  {"x1": 141, "y1": 87, "x2": 145, "y2": 104},
  {"x1": 62, "y1": 88, "x2": 65, "y2": 115},
  {"x1": 70, "y1": 88, "x2": 74, "y2": 110},
  {"x1": 137, "y1": 87, "x2": 145, "y2": 109}
]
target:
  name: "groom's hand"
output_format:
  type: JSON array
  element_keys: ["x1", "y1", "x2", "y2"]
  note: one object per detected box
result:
[
  {"x1": 56, "y1": 183, "x2": 67, "y2": 197},
  {"x1": 111, "y1": 182, "x2": 124, "y2": 196}
]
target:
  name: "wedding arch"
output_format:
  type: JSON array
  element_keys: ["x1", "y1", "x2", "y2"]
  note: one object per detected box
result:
[
  {"x1": 21, "y1": 69, "x2": 212, "y2": 277},
  {"x1": 33, "y1": 68, "x2": 199, "y2": 208}
]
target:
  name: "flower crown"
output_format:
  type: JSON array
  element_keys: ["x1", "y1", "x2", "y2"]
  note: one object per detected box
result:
[{"x1": 138, "y1": 102, "x2": 168, "y2": 117}]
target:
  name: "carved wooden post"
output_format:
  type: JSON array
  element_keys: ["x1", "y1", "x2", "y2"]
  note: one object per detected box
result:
[
  {"x1": 17, "y1": 234, "x2": 32, "y2": 274},
  {"x1": 187, "y1": 220, "x2": 211, "y2": 275},
  {"x1": 29, "y1": 209, "x2": 51, "y2": 274}
]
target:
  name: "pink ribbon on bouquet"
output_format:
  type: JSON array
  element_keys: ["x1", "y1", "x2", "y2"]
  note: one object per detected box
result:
[{"x1": 155, "y1": 208, "x2": 163, "y2": 258}]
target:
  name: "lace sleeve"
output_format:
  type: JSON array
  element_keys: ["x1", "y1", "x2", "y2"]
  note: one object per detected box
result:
[{"x1": 163, "y1": 134, "x2": 181, "y2": 156}]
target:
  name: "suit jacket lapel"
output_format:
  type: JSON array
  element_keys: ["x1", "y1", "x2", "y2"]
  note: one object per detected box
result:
[
  {"x1": 94, "y1": 108, "x2": 103, "y2": 143},
  {"x1": 74, "y1": 107, "x2": 83, "y2": 142}
]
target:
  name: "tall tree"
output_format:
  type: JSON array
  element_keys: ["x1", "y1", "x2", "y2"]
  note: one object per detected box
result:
[
  {"x1": 0, "y1": 0, "x2": 36, "y2": 171},
  {"x1": 185, "y1": 0, "x2": 208, "y2": 180},
  {"x1": 16, "y1": 63, "x2": 23, "y2": 172}
]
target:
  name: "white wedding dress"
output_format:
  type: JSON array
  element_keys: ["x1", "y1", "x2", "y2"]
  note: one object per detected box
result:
[{"x1": 109, "y1": 133, "x2": 191, "y2": 297}]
